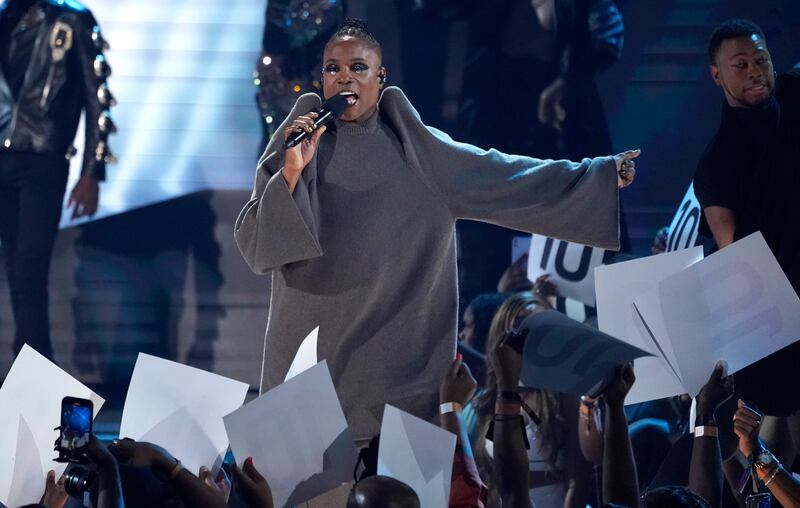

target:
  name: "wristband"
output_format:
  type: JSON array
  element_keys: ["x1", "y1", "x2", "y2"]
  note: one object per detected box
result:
[
  {"x1": 495, "y1": 399, "x2": 521, "y2": 416},
  {"x1": 695, "y1": 412, "x2": 717, "y2": 428},
  {"x1": 693, "y1": 425, "x2": 718, "y2": 438},
  {"x1": 439, "y1": 402, "x2": 462, "y2": 415}
]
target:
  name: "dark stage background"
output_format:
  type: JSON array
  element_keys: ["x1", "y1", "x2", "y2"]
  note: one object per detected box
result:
[{"x1": 1, "y1": 0, "x2": 799, "y2": 412}]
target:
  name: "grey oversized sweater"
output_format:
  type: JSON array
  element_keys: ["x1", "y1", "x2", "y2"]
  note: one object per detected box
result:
[{"x1": 235, "y1": 87, "x2": 620, "y2": 439}]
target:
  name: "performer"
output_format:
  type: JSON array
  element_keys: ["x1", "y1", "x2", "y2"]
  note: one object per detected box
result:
[
  {"x1": 235, "y1": 19, "x2": 637, "y2": 440},
  {"x1": 0, "y1": 0, "x2": 116, "y2": 359},
  {"x1": 694, "y1": 19, "x2": 800, "y2": 415}
]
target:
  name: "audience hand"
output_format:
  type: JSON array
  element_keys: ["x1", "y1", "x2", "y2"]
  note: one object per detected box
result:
[
  {"x1": 695, "y1": 361, "x2": 734, "y2": 418},
  {"x1": 440, "y1": 355, "x2": 477, "y2": 405},
  {"x1": 733, "y1": 399, "x2": 763, "y2": 459},
  {"x1": 85, "y1": 435, "x2": 120, "y2": 473},
  {"x1": 651, "y1": 226, "x2": 669, "y2": 255},
  {"x1": 200, "y1": 465, "x2": 231, "y2": 503},
  {"x1": 602, "y1": 363, "x2": 635, "y2": 408},
  {"x1": 533, "y1": 273, "x2": 559, "y2": 301},
  {"x1": 491, "y1": 330, "x2": 526, "y2": 392},
  {"x1": 497, "y1": 254, "x2": 533, "y2": 293},
  {"x1": 40, "y1": 470, "x2": 68, "y2": 508},
  {"x1": 108, "y1": 438, "x2": 177, "y2": 476},
  {"x1": 232, "y1": 457, "x2": 274, "y2": 508}
]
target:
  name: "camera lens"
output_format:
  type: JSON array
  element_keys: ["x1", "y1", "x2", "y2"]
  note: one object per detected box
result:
[{"x1": 64, "y1": 466, "x2": 95, "y2": 497}]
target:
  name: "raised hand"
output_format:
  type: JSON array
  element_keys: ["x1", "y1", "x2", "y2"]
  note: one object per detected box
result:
[
  {"x1": 695, "y1": 361, "x2": 734, "y2": 419},
  {"x1": 108, "y1": 438, "x2": 176, "y2": 475},
  {"x1": 491, "y1": 329, "x2": 526, "y2": 392},
  {"x1": 602, "y1": 363, "x2": 636, "y2": 408},
  {"x1": 533, "y1": 273, "x2": 559, "y2": 301},
  {"x1": 200, "y1": 465, "x2": 231, "y2": 503},
  {"x1": 283, "y1": 112, "x2": 326, "y2": 174},
  {"x1": 439, "y1": 355, "x2": 477, "y2": 406},
  {"x1": 40, "y1": 470, "x2": 68, "y2": 508},
  {"x1": 497, "y1": 254, "x2": 533, "y2": 293},
  {"x1": 733, "y1": 399, "x2": 763, "y2": 459},
  {"x1": 232, "y1": 457, "x2": 274, "y2": 508}
]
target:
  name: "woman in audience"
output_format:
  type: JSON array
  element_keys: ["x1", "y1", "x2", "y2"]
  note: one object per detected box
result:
[
  {"x1": 459, "y1": 293, "x2": 510, "y2": 353},
  {"x1": 464, "y1": 291, "x2": 592, "y2": 508}
]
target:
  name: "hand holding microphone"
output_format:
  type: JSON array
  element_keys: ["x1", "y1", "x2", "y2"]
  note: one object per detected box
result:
[{"x1": 282, "y1": 94, "x2": 349, "y2": 192}]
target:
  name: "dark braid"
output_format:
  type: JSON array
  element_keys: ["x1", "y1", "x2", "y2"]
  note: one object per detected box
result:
[{"x1": 326, "y1": 18, "x2": 381, "y2": 55}]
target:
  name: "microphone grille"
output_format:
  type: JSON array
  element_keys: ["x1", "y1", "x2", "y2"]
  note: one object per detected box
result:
[{"x1": 323, "y1": 94, "x2": 350, "y2": 118}]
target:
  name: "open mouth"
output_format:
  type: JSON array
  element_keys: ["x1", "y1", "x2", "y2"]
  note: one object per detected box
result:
[
  {"x1": 339, "y1": 91, "x2": 359, "y2": 106},
  {"x1": 747, "y1": 84, "x2": 767, "y2": 94}
]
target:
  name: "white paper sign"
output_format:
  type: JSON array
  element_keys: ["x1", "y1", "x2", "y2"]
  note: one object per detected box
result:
[
  {"x1": 224, "y1": 361, "x2": 358, "y2": 508},
  {"x1": 634, "y1": 232, "x2": 800, "y2": 398},
  {"x1": 285, "y1": 326, "x2": 319, "y2": 381},
  {"x1": 595, "y1": 248, "x2": 704, "y2": 404},
  {"x1": 527, "y1": 235, "x2": 605, "y2": 306},
  {"x1": 120, "y1": 353, "x2": 249, "y2": 476},
  {"x1": 378, "y1": 405, "x2": 456, "y2": 508},
  {"x1": 666, "y1": 183, "x2": 701, "y2": 252},
  {"x1": 0, "y1": 345, "x2": 105, "y2": 507}
]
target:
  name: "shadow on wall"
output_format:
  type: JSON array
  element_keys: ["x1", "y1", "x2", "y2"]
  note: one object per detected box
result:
[{"x1": 70, "y1": 190, "x2": 225, "y2": 400}]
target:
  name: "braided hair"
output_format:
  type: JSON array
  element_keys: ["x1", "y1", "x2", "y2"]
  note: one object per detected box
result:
[{"x1": 325, "y1": 18, "x2": 382, "y2": 56}]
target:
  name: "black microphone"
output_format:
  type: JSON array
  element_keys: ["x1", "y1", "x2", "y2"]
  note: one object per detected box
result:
[{"x1": 283, "y1": 94, "x2": 349, "y2": 149}]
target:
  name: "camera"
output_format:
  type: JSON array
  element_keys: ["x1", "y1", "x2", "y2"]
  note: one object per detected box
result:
[{"x1": 64, "y1": 465, "x2": 97, "y2": 497}]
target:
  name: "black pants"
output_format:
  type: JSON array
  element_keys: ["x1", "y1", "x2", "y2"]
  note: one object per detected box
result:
[{"x1": 0, "y1": 151, "x2": 68, "y2": 360}]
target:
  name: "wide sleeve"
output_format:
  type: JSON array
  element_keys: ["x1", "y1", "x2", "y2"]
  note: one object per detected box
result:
[
  {"x1": 234, "y1": 93, "x2": 324, "y2": 274},
  {"x1": 419, "y1": 127, "x2": 621, "y2": 250}
]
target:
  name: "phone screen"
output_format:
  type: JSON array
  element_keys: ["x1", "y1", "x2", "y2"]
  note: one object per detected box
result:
[{"x1": 60, "y1": 398, "x2": 93, "y2": 453}]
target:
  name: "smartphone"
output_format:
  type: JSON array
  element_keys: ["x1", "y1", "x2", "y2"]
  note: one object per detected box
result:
[
  {"x1": 57, "y1": 396, "x2": 93, "y2": 462},
  {"x1": 511, "y1": 235, "x2": 531, "y2": 264}
]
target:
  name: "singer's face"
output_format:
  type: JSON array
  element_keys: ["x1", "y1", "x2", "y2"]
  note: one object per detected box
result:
[{"x1": 322, "y1": 38, "x2": 383, "y2": 123}]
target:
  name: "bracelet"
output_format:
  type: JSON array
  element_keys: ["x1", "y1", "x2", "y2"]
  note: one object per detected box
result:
[
  {"x1": 495, "y1": 400, "x2": 521, "y2": 416},
  {"x1": 498, "y1": 390, "x2": 521, "y2": 401},
  {"x1": 764, "y1": 466, "x2": 780, "y2": 487},
  {"x1": 695, "y1": 412, "x2": 717, "y2": 428},
  {"x1": 439, "y1": 402, "x2": 462, "y2": 415},
  {"x1": 169, "y1": 459, "x2": 183, "y2": 479},
  {"x1": 694, "y1": 425, "x2": 718, "y2": 438}
]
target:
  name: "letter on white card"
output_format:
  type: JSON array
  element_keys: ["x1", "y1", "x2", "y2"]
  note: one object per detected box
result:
[
  {"x1": 666, "y1": 183, "x2": 701, "y2": 252},
  {"x1": 528, "y1": 235, "x2": 605, "y2": 306}
]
